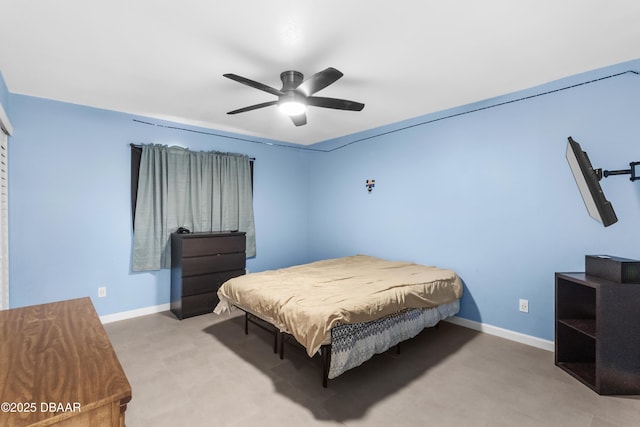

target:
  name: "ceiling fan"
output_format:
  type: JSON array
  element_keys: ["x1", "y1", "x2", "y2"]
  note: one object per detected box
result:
[{"x1": 223, "y1": 67, "x2": 364, "y2": 126}]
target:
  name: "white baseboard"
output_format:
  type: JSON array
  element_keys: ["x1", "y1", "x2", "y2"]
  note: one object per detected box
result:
[
  {"x1": 445, "y1": 316, "x2": 554, "y2": 352},
  {"x1": 100, "y1": 303, "x2": 170, "y2": 324},
  {"x1": 99, "y1": 306, "x2": 554, "y2": 352}
]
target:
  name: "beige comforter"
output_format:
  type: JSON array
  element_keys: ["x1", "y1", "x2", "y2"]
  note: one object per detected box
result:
[{"x1": 214, "y1": 255, "x2": 463, "y2": 356}]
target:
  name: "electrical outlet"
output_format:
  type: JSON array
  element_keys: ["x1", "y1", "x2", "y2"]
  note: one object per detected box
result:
[
  {"x1": 519, "y1": 298, "x2": 529, "y2": 313},
  {"x1": 98, "y1": 287, "x2": 107, "y2": 298}
]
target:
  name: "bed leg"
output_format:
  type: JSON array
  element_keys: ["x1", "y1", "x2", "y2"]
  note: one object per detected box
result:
[
  {"x1": 321, "y1": 345, "x2": 331, "y2": 388},
  {"x1": 244, "y1": 312, "x2": 249, "y2": 335},
  {"x1": 273, "y1": 330, "x2": 278, "y2": 354},
  {"x1": 279, "y1": 332, "x2": 284, "y2": 359}
]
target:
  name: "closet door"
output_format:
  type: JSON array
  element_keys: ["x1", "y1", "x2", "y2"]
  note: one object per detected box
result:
[{"x1": 0, "y1": 130, "x2": 9, "y2": 310}]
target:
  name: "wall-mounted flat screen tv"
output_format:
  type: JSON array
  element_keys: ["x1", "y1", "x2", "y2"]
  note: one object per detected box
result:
[{"x1": 566, "y1": 137, "x2": 618, "y2": 227}]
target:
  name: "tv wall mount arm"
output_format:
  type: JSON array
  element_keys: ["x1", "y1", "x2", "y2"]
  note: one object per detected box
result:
[{"x1": 595, "y1": 161, "x2": 640, "y2": 182}]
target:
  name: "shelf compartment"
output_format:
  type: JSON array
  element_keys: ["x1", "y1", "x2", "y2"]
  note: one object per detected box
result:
[
  {"x1": 557, "y1": 318, "x2": 596, "y2": 339},
  {"x1": 557, "y1": 362, "x2": 596, "y2": 389},
  {"x1": 556, "y1": 278, "x2": 595, "y2": 320},
  {"x1": 555, "y1": 321, "x2": 595, "y2": 365}
]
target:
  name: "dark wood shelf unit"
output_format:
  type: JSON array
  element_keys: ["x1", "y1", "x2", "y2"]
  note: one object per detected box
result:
[
  {"x1": 171, "y1": 231, "x2": 246, "y2": 319},
  {"x1": 555, "y1": 272, "x2": 640, "y2": 395}
]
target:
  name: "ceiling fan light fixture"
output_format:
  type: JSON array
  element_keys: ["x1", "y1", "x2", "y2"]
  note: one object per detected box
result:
[
  {"x1": 278, "y1": 100, "x2": 307, "y2": 116},
  {"x1": 224, "y1": 67, "x2": 364, "y2": 125}
]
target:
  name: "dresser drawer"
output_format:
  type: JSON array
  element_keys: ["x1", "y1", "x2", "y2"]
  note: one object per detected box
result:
[
  {"x1": 181, "y1": 292, "x2": 219, "y2": 318},
  {"x1": 182, "y1": 269, "x2": 245, "y2": 297},
  {"x1": 182, "y1": 252, "x2": 246, "y2": 276},
  {"x1": 181, "y1": 234, "x2": 246, "y2": 257}
]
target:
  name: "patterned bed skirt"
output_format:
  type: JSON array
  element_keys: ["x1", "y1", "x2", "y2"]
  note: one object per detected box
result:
[{"x1": 329, "y1": 300, "x2": 460, "y2": 379}]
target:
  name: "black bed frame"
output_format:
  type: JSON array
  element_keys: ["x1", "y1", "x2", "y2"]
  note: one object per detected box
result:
[
  {"x1": 241, "y1": 309, "x2": 332, "y2": 387},
  {"x1": 241, "y1": 309, "x2": 401, "y2": 388}
]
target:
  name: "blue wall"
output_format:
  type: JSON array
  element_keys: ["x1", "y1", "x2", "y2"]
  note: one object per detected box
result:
[
  {"x1": 306, "y1": 60, "x2": 640, "y2": 341},
  {"x1": 6, "y1": 95, "x2": 310, "y2": 316},
  {"x1": 0, "y1": 70, "x2": 8, "y2": 110},
  {"x1": 2, "y1": 60, "x2": 639, "y2": 342}
]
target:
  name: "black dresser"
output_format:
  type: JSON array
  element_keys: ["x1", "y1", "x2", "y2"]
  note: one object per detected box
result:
[{"x1": 170, "y1": 231, "x2": 246, "y2": 319}]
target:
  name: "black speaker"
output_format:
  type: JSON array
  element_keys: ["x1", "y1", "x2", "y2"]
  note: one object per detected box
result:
[{"x1": 585, "y1": 255, "x2": 640, "y2": 283}]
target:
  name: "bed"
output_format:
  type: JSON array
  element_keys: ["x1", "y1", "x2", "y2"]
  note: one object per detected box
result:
[{"x1": 213, "y1": 254, "x2": 463, "y2": 386}]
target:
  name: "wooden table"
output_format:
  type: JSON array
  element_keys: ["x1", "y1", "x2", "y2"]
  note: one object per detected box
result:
[{"x1": 0, "y1": 298, "x2": 132, "y2": 426}]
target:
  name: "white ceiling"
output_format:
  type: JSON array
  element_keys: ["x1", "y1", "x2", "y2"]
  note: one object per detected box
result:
[{"x1": 1, "y1": 1, "x2": 640, "y2": 145}]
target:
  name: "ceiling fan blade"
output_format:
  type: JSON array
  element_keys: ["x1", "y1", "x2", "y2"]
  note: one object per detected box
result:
[
  {"x1": 297, "y1": 67, "x2": 343, "y2": 96},
  {"x1": 290, "y1": 113, "x2": 307, "y2": 126},
  {"x1": 306, "y1": 96, "x2": 364, "y2": 111},
  {"x1": 223, "y1": 73, "x2": 285, "y2": 96},
  {"x1": 227, "y1": 100, "x2": 278, "y2": 115}
]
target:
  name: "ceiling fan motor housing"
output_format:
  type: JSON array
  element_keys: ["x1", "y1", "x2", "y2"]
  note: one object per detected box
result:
[
  {"x1": 280, "y1": 70, "x2": 304, "y2": 91},
  {"x1": 278, "y1": 70, "x2": 307, "y2": 110}
]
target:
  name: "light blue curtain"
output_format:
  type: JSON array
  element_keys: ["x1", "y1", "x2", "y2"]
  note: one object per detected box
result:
[{"x1": 132, "y1": 144, "x2": 256, "y2": 271}]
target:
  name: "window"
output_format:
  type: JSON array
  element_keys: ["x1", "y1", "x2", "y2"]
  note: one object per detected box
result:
[
  {"x1": 131, "y1": 144, "x2": 256, "y2": 271},
  {"x1": 130, "y1": 144, "x2": 253, "y2": 226}
]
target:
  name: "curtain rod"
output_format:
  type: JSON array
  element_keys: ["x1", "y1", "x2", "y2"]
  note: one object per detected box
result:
[{"x1": 129, "y1": 143, "x2": 255, "y2": 161}]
